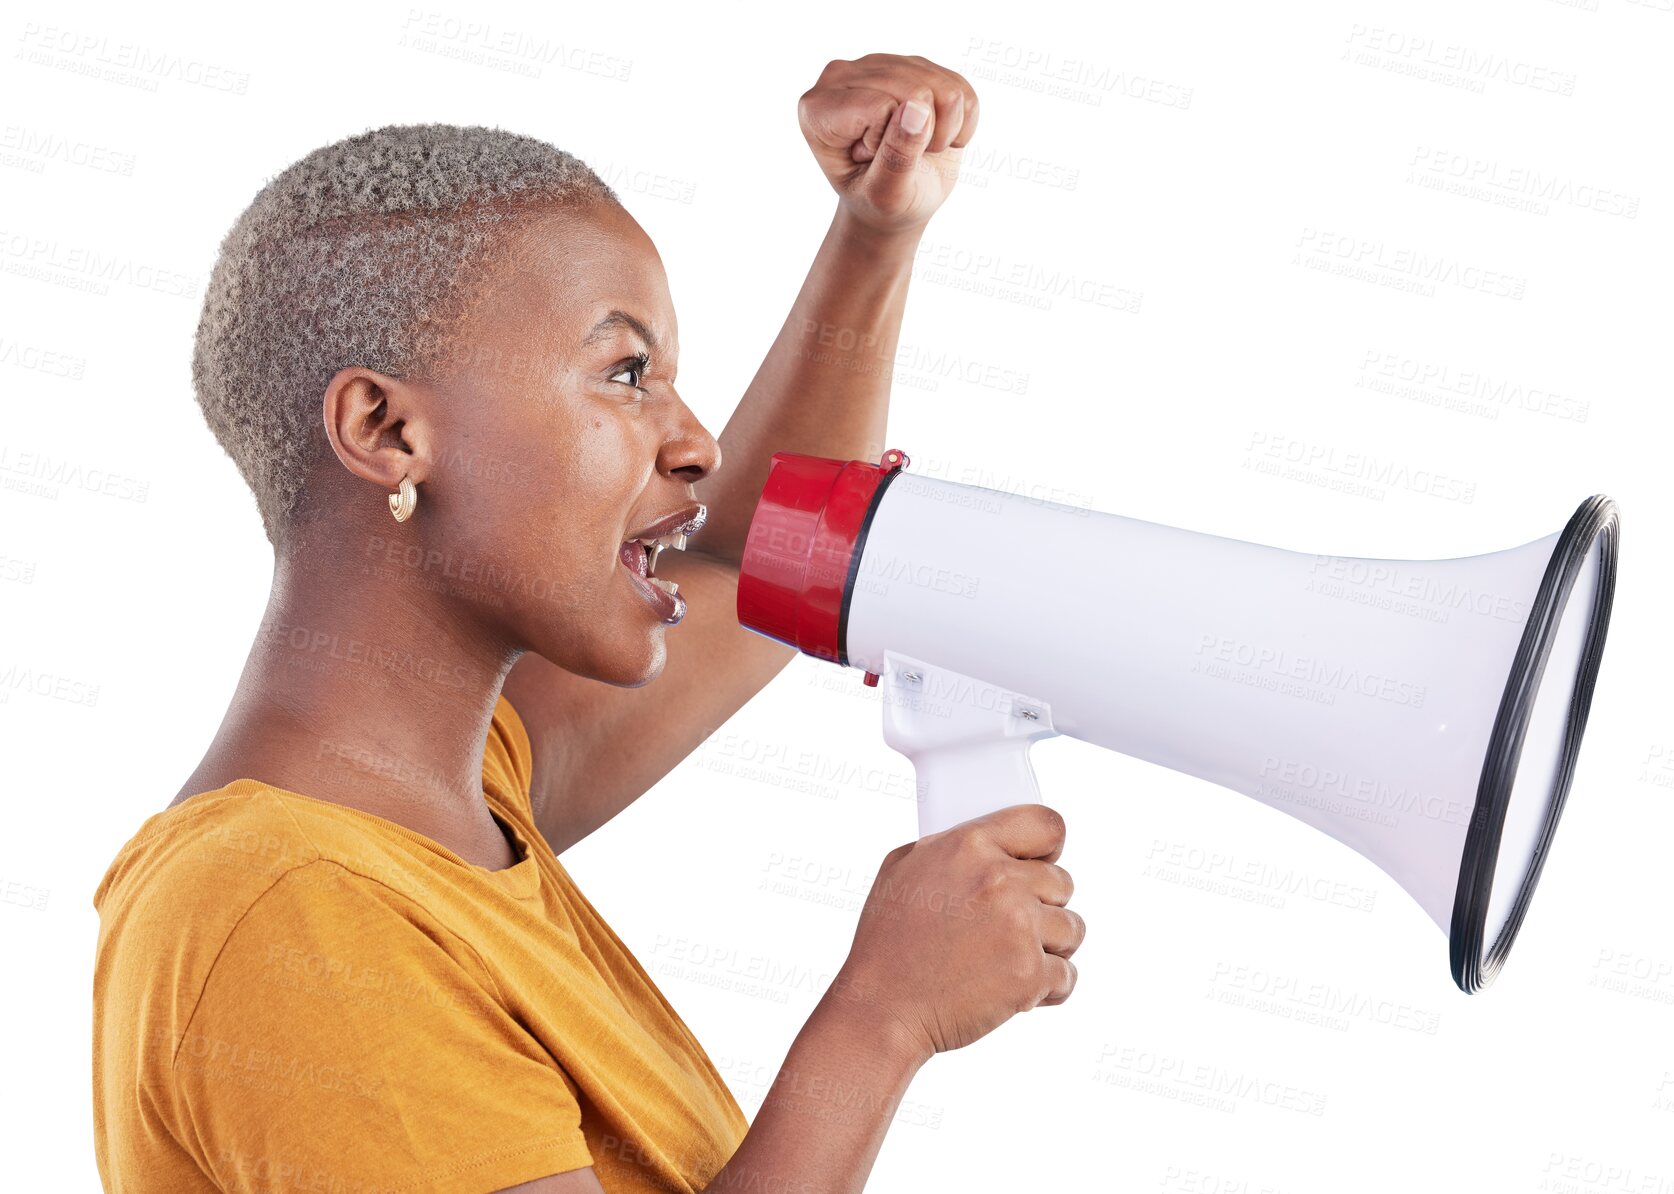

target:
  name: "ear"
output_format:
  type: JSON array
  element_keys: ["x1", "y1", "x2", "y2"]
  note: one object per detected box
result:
[{"x1": 320, "y1": 367, "x2": 436, "y2": 491}]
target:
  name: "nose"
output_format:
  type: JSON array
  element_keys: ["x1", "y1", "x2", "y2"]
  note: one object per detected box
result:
[{"x1": 659, "y1": 395, "x2": 722, "y2": 484}]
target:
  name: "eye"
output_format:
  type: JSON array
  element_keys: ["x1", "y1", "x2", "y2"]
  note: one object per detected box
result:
[{"x1": 609, "y1": 351, "x2": 651, "y2": 392}]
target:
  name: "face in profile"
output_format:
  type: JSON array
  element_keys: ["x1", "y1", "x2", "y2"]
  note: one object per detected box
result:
[{"x1": 350, "y1": 199, "x2": 721, "y2": 689}]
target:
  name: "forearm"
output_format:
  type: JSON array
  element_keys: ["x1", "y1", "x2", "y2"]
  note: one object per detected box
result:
[
  {"x1": 705, "y1": 981, "x2": 929, "y2": 1194},
  {"x1": 693, "y1": 206, "x2": 922, "y2": 567}
]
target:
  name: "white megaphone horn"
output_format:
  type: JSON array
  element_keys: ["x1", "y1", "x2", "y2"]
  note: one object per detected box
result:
[{"x1": 736, "y1": 449, "x2": 1620, "y2": 993}]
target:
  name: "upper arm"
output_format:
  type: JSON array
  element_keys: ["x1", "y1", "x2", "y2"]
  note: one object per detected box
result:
[{"x1": 503, "y1": 550, "x2": 795, "y2": 854}]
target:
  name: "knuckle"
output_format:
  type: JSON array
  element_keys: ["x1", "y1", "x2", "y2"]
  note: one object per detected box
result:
[
  {"x1": 1059, "y1": 957, "x2": 1079, "y2": 998},
  {"x1": 952, "y1": 830, "x2": 987, "y2": 865},
  {"x1": 880, "y1": 145, "x2": 914, "y2": 173},
  {"x1": 1037, "y1": 805, "x2": 1068, "y2": 843}
]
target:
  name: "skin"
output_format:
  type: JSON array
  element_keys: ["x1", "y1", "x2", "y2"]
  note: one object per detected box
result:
[{"x1": 173, "y1": 55, "x2": 1084, "y2": 1193}]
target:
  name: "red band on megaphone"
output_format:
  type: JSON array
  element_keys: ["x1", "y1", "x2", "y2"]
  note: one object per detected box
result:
[{"x1": 737, "y1": 450, "x2": 905, "y2": 665}]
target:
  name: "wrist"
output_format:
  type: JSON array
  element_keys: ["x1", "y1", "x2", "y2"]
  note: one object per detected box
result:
[
  {"x1": 829, "y1": 205, "x2": 927, "y2": 260},
  {"x1": 817, "y1": 966, "x2": 933, "y2": 1074}
]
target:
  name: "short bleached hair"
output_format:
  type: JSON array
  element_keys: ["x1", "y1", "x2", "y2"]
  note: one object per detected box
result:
[{"x1": 192, "y1": 123, "x2": 618, "y2": 544}]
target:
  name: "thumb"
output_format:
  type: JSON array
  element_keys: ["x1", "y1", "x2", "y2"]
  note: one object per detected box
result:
[{"x1": 868, "y1": 93, "x2": 934, "y2": 190}]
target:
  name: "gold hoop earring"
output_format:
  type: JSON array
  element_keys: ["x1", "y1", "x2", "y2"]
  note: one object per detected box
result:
[{"x1": 388, "y1": 475, "x2": 418, "y2": 523}]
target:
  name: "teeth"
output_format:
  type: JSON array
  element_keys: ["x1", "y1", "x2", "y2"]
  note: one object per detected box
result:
[
  {"x1": 647, "y1": 576, "x2": 679, "y2": 596},
  {"x1": 634, "y1": 531, "x2": 690, "y2": 578}
]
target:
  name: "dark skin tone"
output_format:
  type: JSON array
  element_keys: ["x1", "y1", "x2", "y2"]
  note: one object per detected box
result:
[{"x1": 174, "y1": 55, "x2": 1084, "y2": 1194}]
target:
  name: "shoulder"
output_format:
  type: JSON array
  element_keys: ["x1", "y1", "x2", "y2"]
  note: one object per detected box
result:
[
  {"x1": 95, "y1": 784, "x2": 325, "y2": 945},
  {"x1": 94, "y1": 785, "x2": 457, "y2": 1053},
  {"x1": 95, "y1": 777, "x2": 455, "y2": 922},
  {"x1": 182, "y1": 855, "x2": 500, "y2": 1028},
  {"x1": 95, "y1": 700, "x2": 535, "y2": 1056},
  {"x1": 135, "y1": 856, "x2": 593, "y2": 1192},
  {"x1": 95, "y1": 787, "x2": 332, "y2": 1107},
  {"x1": 99, "y1": 694, "x2": 531, "y2": 920}
]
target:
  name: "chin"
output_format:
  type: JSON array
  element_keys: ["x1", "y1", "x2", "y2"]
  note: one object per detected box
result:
[
  {"x1": 591, "y1": 630, "x2": 668, "y2": 689},
  {"x1": 622, "y1": 641, "x2": 667, "y2": 688}
]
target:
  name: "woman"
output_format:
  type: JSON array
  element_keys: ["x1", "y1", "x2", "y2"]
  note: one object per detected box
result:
[{"x1": 92, "y1": 54, "x2": 1084, "y2": 1193}]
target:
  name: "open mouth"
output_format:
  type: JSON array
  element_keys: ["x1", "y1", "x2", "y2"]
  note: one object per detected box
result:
[
  {"x1": 619, "y1": 532, "x2": 686, "y2": 593},
  {"x1": 618, "y1": 505, "x2": 706, "y2": 624}
]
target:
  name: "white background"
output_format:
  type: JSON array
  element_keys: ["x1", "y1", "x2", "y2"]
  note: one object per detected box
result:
[{"x1": 3, "y1": 0, "x2": 1671, "y2": 1190}]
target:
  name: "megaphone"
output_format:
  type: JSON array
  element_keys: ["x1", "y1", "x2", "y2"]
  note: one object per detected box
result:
[{"x1": 736, "y1": 449, "x2": 1619, "y2": 992}]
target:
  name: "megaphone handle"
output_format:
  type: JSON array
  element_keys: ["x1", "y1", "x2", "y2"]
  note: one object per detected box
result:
[
  {"x1": 876, "y1": 653, "x2": 1060, "y2": 839},
  {"x1": 909, "y1": 738, "x2": 1049, "y2": 839}
]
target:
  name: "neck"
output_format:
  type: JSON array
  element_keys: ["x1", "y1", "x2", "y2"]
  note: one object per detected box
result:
[{"x1": 176, "y1": 517, "x2": 523, "y2": 866}]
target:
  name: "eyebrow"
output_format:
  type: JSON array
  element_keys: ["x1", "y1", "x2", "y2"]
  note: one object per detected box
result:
[{"x1": 581, "y1": 309, "x2": 660, "y2": 356}]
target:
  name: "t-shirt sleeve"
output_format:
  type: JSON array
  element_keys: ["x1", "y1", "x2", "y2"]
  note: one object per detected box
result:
[{"x1": 169, "y1": 860, "x2": 595, "y2": 1193}]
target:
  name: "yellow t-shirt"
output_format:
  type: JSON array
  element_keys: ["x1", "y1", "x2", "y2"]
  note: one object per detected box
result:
[{"x1": 92, "y1": 696, "x2": 748, "y2": 1192}]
